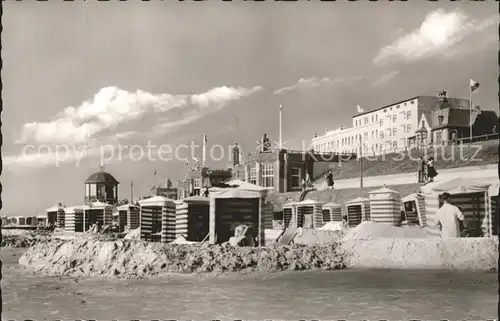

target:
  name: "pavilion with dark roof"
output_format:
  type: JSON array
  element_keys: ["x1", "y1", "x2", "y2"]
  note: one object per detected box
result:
[{"x1": 84, "y1": 169, "x2": 119, "y2": 205}]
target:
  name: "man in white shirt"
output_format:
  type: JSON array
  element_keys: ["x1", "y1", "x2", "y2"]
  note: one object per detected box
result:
[{"x1": 436, "y1": 192, "x2": 465, "y2": 238}]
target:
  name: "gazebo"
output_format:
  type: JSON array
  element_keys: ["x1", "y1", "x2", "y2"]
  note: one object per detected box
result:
[{"x1": 84, "y1": 169, "x2": 119, "y2": 205}]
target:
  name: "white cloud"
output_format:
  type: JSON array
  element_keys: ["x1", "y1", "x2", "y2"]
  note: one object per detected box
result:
[
  {"x1": 190, "y1": 86, "x2": 262, "y2": 107},
  {"x1": 17, "y1": 85, "x2": 262, "y2": 145},
  {"x1": 373, "y1": 10, "x2": 498, "y2": 64},
  {"x1": 371, "y1": 71, "x2": 400, "y2": 87},
  {"x1": 273, "y1": 77, "x2": 341, "y2": 95}
]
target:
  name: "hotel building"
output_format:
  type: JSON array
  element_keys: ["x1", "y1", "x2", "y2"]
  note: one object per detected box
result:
[{"x1": 311, "y1": 95, "x2": 471, "y2": 156}]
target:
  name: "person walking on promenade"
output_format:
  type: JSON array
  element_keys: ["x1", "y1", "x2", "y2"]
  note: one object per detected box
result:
[
  {"x1": 417, "y1": 156, "x2": 424, "y2": 183},
  {"x1": 426, "y1": 157, "x2": 438, "y2": 182},
  {"x1": 436, "y1": 192, "x2": 465, "y2": 238},
  {"x1": 326, "y1": 170, "x2": 334, "y2": 191}
]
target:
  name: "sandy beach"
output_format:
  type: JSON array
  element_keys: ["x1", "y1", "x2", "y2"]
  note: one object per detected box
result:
[{"x1": 2, "y1": 246, "x2": 498, "y2": 320}]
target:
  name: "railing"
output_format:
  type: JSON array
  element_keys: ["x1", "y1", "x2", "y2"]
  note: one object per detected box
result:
[{"x1": 456, "y1": 132, "x2": 499, "y2": 144}]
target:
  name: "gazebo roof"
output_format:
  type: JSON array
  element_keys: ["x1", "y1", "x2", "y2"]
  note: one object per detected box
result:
[{"x1": 85, "y1": 170, "x2": 119, "y2": 184}]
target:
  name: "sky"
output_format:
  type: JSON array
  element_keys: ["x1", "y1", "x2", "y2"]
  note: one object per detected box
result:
[{"x1": 2, "y1": 1, "x2": 498, "y2": 216}]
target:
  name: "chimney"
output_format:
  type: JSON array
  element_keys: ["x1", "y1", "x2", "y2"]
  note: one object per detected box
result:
[
  {"x1": 325, "y1": 128, "x2": 329, "y2": 133},
  {"x1": 313, "y1": 132, "x2": 318, "y2": 138}
]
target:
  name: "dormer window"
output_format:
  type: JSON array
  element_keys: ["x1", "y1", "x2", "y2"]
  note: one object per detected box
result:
[{"x1": 438, "y1": 115, "x2": 444, "y2": 126}]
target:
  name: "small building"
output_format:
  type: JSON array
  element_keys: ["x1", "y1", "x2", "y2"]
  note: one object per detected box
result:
[
  {"x1": 294, "y1": 199, "x2": 324, "y2": 229},
  {"x1": 421, "y1": 177, "x2": 493, "y2": 237},
  {"x1": 138, "y1": 196, "x2": 176, "y2": 243},
  {"x1": 178, "y1": 167, "x2": 233, "y2": 198},
  {"x1": 84, "y1": 169, "x2": 119, "y2": 205},
  {"x1": 240, "y1": 134, "x2": 354, "y2": 193},
  {"x1": 83, "y1": 201, "x2": 113, "y2": 231},
  {"x1": 116, "y1": 203, "x2": 140, "y2": 232},
  {"x1": 369, "y1": 186, "x2": 402, "y2": 226},
  {"x1": 174, "y1": 195, "x2": 210, "y2": 242},
  {"x1": 46, "y1": 204, "x2": 65, "y2": 226},
  {"x1": 65, "y1": 206, "x2": 85, "y2": 233},
  {"x1": 345, "y1": 197, "x2": 371, "y2": 227},
  {"x1": 401, "y1": 193, "x2": 426, "y2": 226},
  {"x1": 209, "y1": 188, "x2": 267, "y2": 245}
]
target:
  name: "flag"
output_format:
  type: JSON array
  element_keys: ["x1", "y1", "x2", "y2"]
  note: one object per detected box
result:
[
  {"x1": 279, "y1": 104, "x2": 284, "y2": 112},
  {"x1": 357, "y1": 105, "x2": 364, "y2": 113},
  {"x1": 203, "y1": 133, "x2": 208, "y2": 143},
  {"x1": 470, "y1": 79, "x2": 480, "y2": 93}
]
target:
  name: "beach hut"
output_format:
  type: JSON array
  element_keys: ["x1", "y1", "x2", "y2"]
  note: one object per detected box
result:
[
  {"x1": 402, "y1": 193, "x2": 426, "y2": 226},
  {"x1": 294, "y1": 199, "x2": 324, "y2": 229},
  {"x1": 174, "y1": 195, "x2": 210, "y2": 242},
  {"x1": 116, "y1": 204, "x2": 140, "y2": 232},
  {"x1": 421, "y1": 177, "x2": 493, "y2": 237},
  {"x1": 322, "y1": 202, "x2": 343, "y2": 223},
  {"x1": 17, "y1": 216, "x2": 26, "y2": 226},
  {"x1": 282, "y1": 201, "x2": 297, "y2": 229},
  {"x1": 209, "y1": 188, "x2": 267, "y2": 245},
  {"x1": 1, "y1": 216, "x2": 7, "y2": 227},
  {"x1": 369, "y1": 186, "x2": 402, "y2": 226},
  {"x1": 487, "y1": 183, "x2": 499, "y2": 236},
  {"x1": 65, "y1": 206, "x2": 84, "y2": 233},
  {"x1": 36, "y1": 215, "x2": 47, "y2": 227},
  {"x1": 138, "y1": 196, "x2": 176, "y2": 243},
  {"x1": 46, "y1": 204, "x2": 65, "y2": 227},
  {"x1": 345, "y1": 197, "x2": 371, "y2": 227},
  {"x1": 83, "y1": 201, "x2": 113, "y2": 231}
]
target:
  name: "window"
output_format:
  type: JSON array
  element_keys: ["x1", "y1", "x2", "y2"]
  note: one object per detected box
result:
[
  {"x1": 364, "y1": 132, "x2": 368, "y2": 140},
  {"x1": 380, "y1": 132, "x2": 384, "y2": 139},
  {"x1": 393, "y1": 128, "x2": 397, "y2": 136},
  {"x1": 404, "y1": 102, "x2": 407, "y2": 106},
  {"x1": 438, "y1": 115, "x2": 444, "y2": 125},
  {"x1": 261, "y1": 163, "x2": 274, "y2": 188},
  {"x1": 421, "y1": 120, "x2": 425, "y2": 128},
  {"x1": 392, "y1": 115, "x2": 397, "y2": 123},
  {"x1": 396, "y1": 105, "x2": 400, "y2": 109},
  {"x1": 375, "y1": 114, "x2": 378, "y2": 122},
  {"x1": 393, "y1": 141, "x2": 397, "y2": 150},
  {"x1": 436, "y1": 131, "x2": 442, "y2": 145},
  {"x1": 371, "y1": 115, "x2": 374, "y2": 122},
  {"x1": 249, "y1": 166, "x2": 257, "y2": 185},
  {"x1": 390, "y1": 107, "x2": 393, "y2": 111},
  {"x1": 411, "y1": 100, "x2": 415, "y2": 104},
  {"x1": 384, "y1": 109, "x2": 387, "y2": 113},
  {"x1": 406, "y1": 124, "x2": 411, "y2": 133},
  {"x1": 364, "y1": 117, "x2": 368, "y2": 124},
  {"x1": 291, "y1": 167, "x2": 301, "y2": 189},
  {"x1": 407, "y1": 111, "x2": 411, "y2": 120},
  {"x1": 193, "y1": 178, "x2": 202, "y2": 189}
]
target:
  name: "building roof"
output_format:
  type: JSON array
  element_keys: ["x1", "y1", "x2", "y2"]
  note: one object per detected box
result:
[
  {"x1": 352, "y1": 96, "x2": 420, "y2": 118},
  {"x1": 211, "y1": 188, "x2": 262, "y2": 199},
  {"x1": 369, "y1": 186, "x2": 400, "y2": 195},
  {"x1": 84, "y1": 201, "x2": 113, "y2": 210},
  {"x1": 116, "y1": 203, "x2": 139, "y2": 211},
  {"x1": 182, "y1": 195, "x2": 210, "y2": 204},
  {"x1": 138, "y1": 195, "x2": 175, "y2": 206},
  {"x1": 345, "y1": 196, "x2": 370, "y2": 204},
  {"x1": 85, "y1": 170, "x2": 119, "y2": 184}
]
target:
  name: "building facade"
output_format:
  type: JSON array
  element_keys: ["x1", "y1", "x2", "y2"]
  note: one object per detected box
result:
[
  {"x1": 177, "y1": 167, "x2": 233, "y2": 198},
  {"x1": 84, "y1": 170, "x2": 119, "y2": 205},
  {"x1": 240, "y1": 134, "x2": 355, "y2": 193},
  {"x1": 311, "y1": 95, "x2": 471, "y2": 156}
]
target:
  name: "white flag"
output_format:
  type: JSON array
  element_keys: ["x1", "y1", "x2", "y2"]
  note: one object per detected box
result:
[
  {"x1": 280, "y1": 104, "x2": 284, "y2": 112},
  {"x1": 357, "y1": 105, "x2": 364, "y2": 113},
  {"x1": 470, "y1": 78, "x2": 480, "y2": 93}
]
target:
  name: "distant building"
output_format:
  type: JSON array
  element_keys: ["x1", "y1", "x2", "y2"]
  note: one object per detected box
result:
[
  {"x1": 152, "y1": 178, "x2": 178, "y2": 199},
  {"x1": 177, "y1": 167, "x2": 233, "y2": 198},
  {"x1": 84, "y1": 169, "x2": 119, "y2": 205},
  {"x1": 240, "y1": 134, "x2": 355, "y2": 193},
  {"x1": 311, "y1": 94, "x2": 471, "y2": 156}
]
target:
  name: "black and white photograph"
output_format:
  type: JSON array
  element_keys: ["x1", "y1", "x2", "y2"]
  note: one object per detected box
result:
[{"x1": 1, "y1": 0, "x2": 499, "y2": 319}]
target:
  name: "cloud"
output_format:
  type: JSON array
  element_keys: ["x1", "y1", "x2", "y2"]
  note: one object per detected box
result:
[
  {"x1": 371, "y1": 71, "x2": 400, "y2": 87},
  {"x1": 373, "y1": 10, "x2": 498, "y2": 64},
  {"x1": 190, "y1": 86, "x2": 262, "y2": 107},
  {"x1": 273, "y1": 77, "x2": 341, "y2": 95},
  {"x1": 17, "y1": 85, "x2": 262, "y2": 145}
]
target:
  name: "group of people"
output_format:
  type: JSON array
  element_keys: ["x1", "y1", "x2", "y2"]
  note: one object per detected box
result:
[{"x1": 417, "y1": 156, "x2": 438, "y2": 183}]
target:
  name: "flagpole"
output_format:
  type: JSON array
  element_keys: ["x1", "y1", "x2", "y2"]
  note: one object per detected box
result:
[
  {"x1": 469, "y1": 81, "x2": 473, "y2": 143},
  {"x1": 279, "y1": 105, "x2": 283, "y2": 150}
]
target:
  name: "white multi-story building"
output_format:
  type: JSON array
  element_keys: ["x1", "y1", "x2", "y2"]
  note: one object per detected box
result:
[{"x1": 311, "y1": 95, "x2": 470, "y2": 156}]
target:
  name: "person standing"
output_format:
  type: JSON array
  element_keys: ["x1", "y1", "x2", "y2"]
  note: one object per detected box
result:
[
  {"x1": 427, "y1": 157, "x2": 438, "y2": 182},
  {"x1": 305, "y1": 172, "x2": 312, "y2": 188},
  {"x1": 326, "y1": 170, "x2": 334, "y2": 191},
  {"x1": 417, "y1": 157, "x2": 424, "y2": 183},
  {"x1": 436, "y1": 192, "x2": 465, "y2": 238}
]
